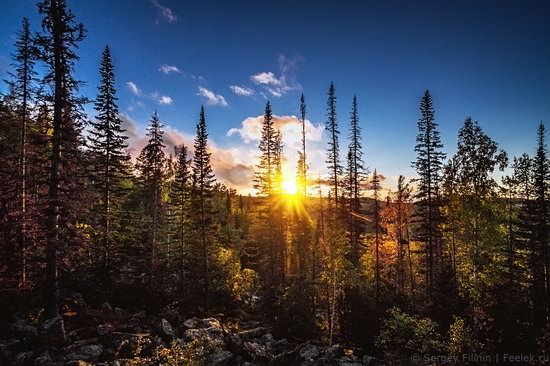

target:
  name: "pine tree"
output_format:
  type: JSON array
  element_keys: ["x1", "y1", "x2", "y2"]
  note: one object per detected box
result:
[
  {"x1": 36, "y1": 0, "x2": 87, "y2": 318},
  {"x1": 254, "y1": 101, "x2": 277, "y2": 197},
  {"x1": 411, "y1": 90, "x2": 445, "y2": 297},
  {"x1": 326, "y1": 82, "x2": 342, "y2": 212},
  {"x1": 190, "y1": 106, "x2": 217, "y2": 300},
  {"x1": 136, "y1": 111, "x2": 166, "y2": 283},
  {"x1": 88, "y1": 46, "x2": 130, "y2": 288}
]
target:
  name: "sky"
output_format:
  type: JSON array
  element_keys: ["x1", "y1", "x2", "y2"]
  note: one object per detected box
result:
[{"x1": 1, "y1": 0, "x2": 549, "y2": 194}]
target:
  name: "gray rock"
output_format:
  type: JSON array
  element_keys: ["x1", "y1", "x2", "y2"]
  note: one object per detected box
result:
[
  {"x1": 211, "y1": 350, "x2": 233, "y2": 365},
  {"x1": 13, "y1": 351, "x2": 33, "y2": 366},
  {"x1": 362, "y1": 355, "x2": 375, "y2": 365},
  {"x1": 101, "y1": 302, "x2": 112, "y2": 311},
  {"x1": 262, "y1": 333, "x2": 274, "y2": 344},
  {"x1": 39, "y1": 317, "x2": 66, "y2": 346},
  {"x1": 183, "y1": 317, "x2": 202, "y2": 329},
  {"x1": 64, "y1": 344, "x2": 103, "y2": 362},
  {"x1": 202, "y1": 317, "x2": 221, "y2": 329},
  {"x1": 244, "y1": 341, "x2": 269, "y2": 359},
  {"x1": 299, "y1": 343, "x2": 320, "y2": 361},
  {"x1": 160, "y1": 318, "x2": 176, "y2": 339},
  {"x1": 237, "y1": 326, "x2": 268, "y2": 340},
  {"x1": 326, "y1": 344, "x2": 344, "y2": 359}
]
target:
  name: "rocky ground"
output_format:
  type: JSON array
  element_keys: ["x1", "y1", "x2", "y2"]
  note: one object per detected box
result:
[{"x1": 0, "y1": 293, "x2": 380, "y2": 365}]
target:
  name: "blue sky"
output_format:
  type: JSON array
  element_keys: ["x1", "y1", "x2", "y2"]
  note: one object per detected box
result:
[{"x1": 1, "y1": 0, "x2": 549, "y2": 193}]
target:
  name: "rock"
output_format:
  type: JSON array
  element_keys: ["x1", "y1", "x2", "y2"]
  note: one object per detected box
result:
[
  {"x1": 183, "y1": 317, "x2": 202, "y2": 329},
  {"x1": 243, "y1": 341, "x2": 269, "y2": 360},
  {"x1": 202, "y1": 317, "x2": 221, "y2": 329},
  {"x1": 34, "y1": 348, "x2": 55, "y2": 366},
  {"x1": 240, "y1": 320, "x2": 261, "y2": 329},
  {"x1": 362, "y1": 355, "x2": 375, "y2": 365},
  {"x1": 64, "y1": 344, "x2": 103, "y2": 362},
  {"x1": 11, "y1": 319, "x2": 38, "y2": 339},
  {"x1": 114, "y1": 307, "x2": 123, "y2": 316},
  {"x1": 326, "y1": 344, "x2": 344, "y2": 359},
  {"x1": 101, "y1": 302, "x2": 112, "y2": 311},
  {"x1": 262, "y1": 333, "x2": 274, "y2": 344},
  {"x1": 299, "y1": 343, "x2": 320, "y2": 361},
  {"x1": 39, "y1": 317, "x2": 66, "y2": 346},
  {"x1": 237, "y1": 326, "x2": 268, "y2": 340},
  {"x1": 211, "y1": 350, "x2": 233, "y2": 365},
  {"x1": 160, "y1": 318, "x2": 176, "y2": 339},
  {"x1": 13, "y1": 351, "x2": 33, "y2": 366}
]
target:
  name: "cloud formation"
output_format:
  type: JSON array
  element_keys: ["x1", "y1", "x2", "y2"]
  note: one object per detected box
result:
[
  {"x1": 227, "y1": 114, "x2": 323, "y2": 146},
  {"x1": 230, "y1": 85, "x2": 254, "y2": 97},
  {"x1": 158, "y1": 64, "x2": 181, "y2": 74},
  {"x1": 150, "y1": 92, "x2": 174, "y2": 105},
  {"x1": 150, "y1": 0, "x2": 178, "y2": 23},
  {"x1": 197, "y1": 86, "x2": 228, "y2": 107},
  {"x1": 126, "y1": 81, "x2": 141, "y2": 96},
  {"x1": 250, "y1": 55, "x2": 301, "y2": 97}
]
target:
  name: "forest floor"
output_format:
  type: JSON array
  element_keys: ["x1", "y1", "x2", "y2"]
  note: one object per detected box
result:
[{"x1": 0, "y1": 292, "x2": 380, "y2": 365}]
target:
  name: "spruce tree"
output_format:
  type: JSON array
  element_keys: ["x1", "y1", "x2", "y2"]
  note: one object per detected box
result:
[
  {"x1": 88, "y1": 45, "x2": 130, "y2": 287},
  {"x1": 190, "y1": 106, "x2": 217, "y2": 300},
  {"x1": 347, "y1": 95, "x2": 366, "y2": 264},
  {"x1": 300, "y1": 94, "x2": 307, "y2": 196},
  {"x1": 36, "y1": 0, "x2": 87, "y2": 318},
  {"x1": 169, "y1": 144, "x2": 191, "y2": 282},
  {"x1": 411, "y1": 90, "x2": 445, "y2": 297},
  {"x1": 136, "y1": 111, "x2": 166, "y2": 282},
  {"x1": 371, "y1": 169, "x2": 382, "y2": 309},
  {"x1": 4, "y1": 17, "x2": 37, "y2": 288},
  {"x1": 326, "y1": 82, "x2": 342, "y2": 212}
]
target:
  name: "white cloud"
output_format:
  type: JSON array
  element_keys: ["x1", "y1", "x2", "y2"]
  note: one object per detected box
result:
[
  {"x1": 150, "y1": 0, "x2": 178, "y2": 23},
  {"x1": 150, "y1": 92, "x2": 173, "y2": 105},
  {"x1": 126, "y1": 81, "x2": 141, "y2": 96},
  {"x1": 159, "y1": 64, "x2": 181, "y2": 74},
  {"x1": 230, "y1": 85, "x2": 254, "y2": 97},
  {"x1": 158, "y1": 96, "x2": 173, "y2": 105},
  {"x1": 227, "y1": 114, "x2": 324, "y2": 146},
  {"x1": 197, "y1": 86, "x2": 228, "y2": 107},
  {"x1": 249, "y1": 55, "x2": 301, "y2": 97}
]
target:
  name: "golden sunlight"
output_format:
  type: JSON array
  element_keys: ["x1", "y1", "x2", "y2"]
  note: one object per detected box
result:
[{"x1": 281, "y1": 177, "x2": 298, "y2": 195}]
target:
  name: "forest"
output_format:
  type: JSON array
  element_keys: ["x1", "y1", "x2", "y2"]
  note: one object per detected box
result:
[{"x1": 0, "y1": 1, "x2": 549, "y2": 365}]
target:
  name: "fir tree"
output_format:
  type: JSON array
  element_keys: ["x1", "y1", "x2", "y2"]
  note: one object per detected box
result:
[
  {"x1": 36, "y1": 0, "x2": 87, "y2": 318},
  {"x1": 88, "y1": 45, "x2": 130, "y2": 287},
  {"x1": 411, "y1": 90, "x2": 445, "y2": 297},
  {"x1": 371, "y1": 169, "x2": 382, "y2": 309},
  {"x1": 136, "y1": 111, "x2": 166, "y2": 281},
  {"x1": 326, "y1": 82, "x2": 342, "y2": 212},
  {"x1": 190, "y1": 106, "x2": 217, "y2": 300}
]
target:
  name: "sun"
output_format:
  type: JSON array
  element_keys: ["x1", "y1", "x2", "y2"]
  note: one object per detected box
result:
[{"x1": 281, "y1": 177, "x2": 298, "y2": 195}]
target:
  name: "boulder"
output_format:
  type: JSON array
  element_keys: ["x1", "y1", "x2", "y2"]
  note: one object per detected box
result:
[
  {"x1": 299, "y1": 342, "x2": 320, "y2": 361},
  {"x1": 64, "y1": 344, "x2": 103, "y2": 362},
  {"x1": 160, "y1": 318, "x2": 176, "y2": 339},
  {"x1": 237, "y1": 326, "x2": 268, "y2": 340},
  {"x1": 183, "y1": 317, "x2": 202, "y2": 329},
  {"x1": 39, "y1": 317, "x2": 66, "y2": 346},
  {"x1": 202, "y1": 318, "x2": 221, "y2": 329},
  {"x1": 101, "y1": 302, "x2": 112, "y2": 312},
  {"x1": 211, "y1": 350, "x2": 233, "y2": 365}
]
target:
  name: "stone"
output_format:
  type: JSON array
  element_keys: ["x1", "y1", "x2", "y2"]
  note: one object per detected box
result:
[
  {"x1": 362, "y1": 355, "x2": 375, "y2": 365},
  {"x1": 237, "y1": 326, "x2": 268, "y2": 340},
  {"x1": 39, "y1": 317, "x2": 66, "y2": 346},
  {"x1": 243, "y1": 341, "x2": 269, "y2": 360},
  {"x1": 211, "y1": 350, "x2": 233, "y2": 365},
  {"x1": 64, "y1": 344, "x2": 103, "y2": 362},
  {"x1": 160, "y1": 318, "x2": 176, "y2": 339},
  {"x1": 182, "y1": 317, "x2": 202, "y2": 329},
  {"x1": 101, "y1": 302, "x2": 112, "y2": 311},
  {"x1": 299, "y1": 343, "x2": 320, "y2": 361},
  {"x1": 201, "y1": 318, "x2": 221, "y2": 329},
  {"x1": 326, "y1": 344, "x2": 344, "y2": 359}
]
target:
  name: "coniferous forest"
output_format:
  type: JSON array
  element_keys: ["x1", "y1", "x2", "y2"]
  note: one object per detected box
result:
[{"x1": 1, "y1": 1, "x2": 549, "y2": 365}]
